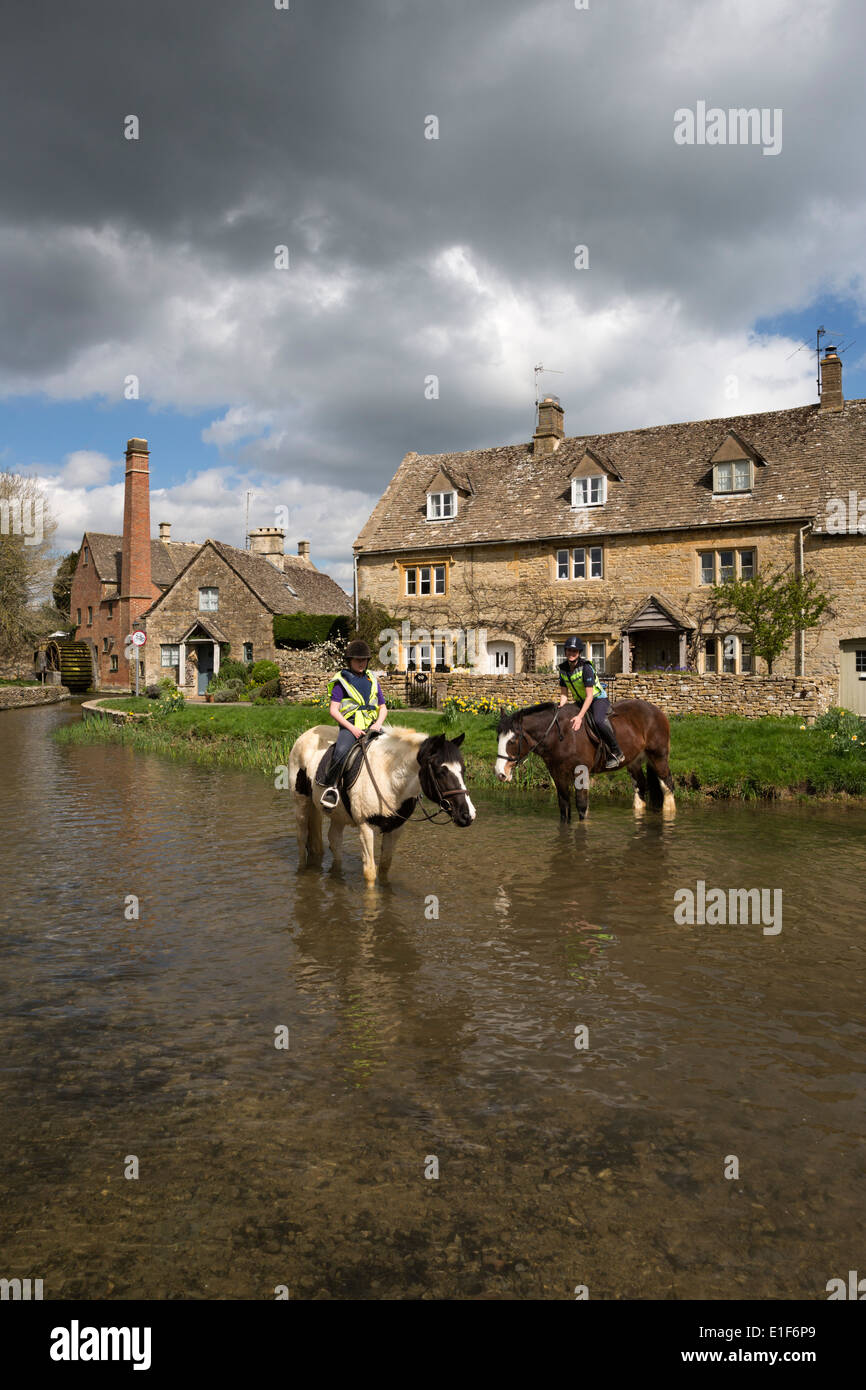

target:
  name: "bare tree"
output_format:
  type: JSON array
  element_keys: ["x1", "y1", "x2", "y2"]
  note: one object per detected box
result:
[{"x1": 0, "y1": 472, "x2": 58, "y2": 656}]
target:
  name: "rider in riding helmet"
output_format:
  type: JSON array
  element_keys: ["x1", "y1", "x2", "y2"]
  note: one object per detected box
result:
[
  {"x1": 558, "y1": 636, "x2": 625, "y2": 770},
  {"x1": 320, "y1": 639, "x2": 387, "y2": 811}
]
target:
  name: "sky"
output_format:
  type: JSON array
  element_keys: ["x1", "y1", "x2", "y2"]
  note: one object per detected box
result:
[{"x1": 2, "y1": 0, "x2": 865, "y2": 592}]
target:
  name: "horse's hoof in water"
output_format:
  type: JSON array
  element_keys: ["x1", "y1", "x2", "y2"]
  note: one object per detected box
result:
[
  {"x1": 633, "y1": 793, "x2": 647, "y2": 817},
  {"x1": 662, "y1": 793, "x2": 676, "y2": 820}
]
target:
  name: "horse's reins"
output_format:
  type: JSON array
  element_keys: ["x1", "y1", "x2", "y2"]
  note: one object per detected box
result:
[
  {"x1": 354, "y1": 733, "x2": 463, "y2": 827},
  {"x1": 507, "y1": 708, "x2": 564, "y2": 773}
]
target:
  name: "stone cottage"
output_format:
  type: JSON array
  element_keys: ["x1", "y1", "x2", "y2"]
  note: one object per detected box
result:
[
  {"x1": 69, "y1": 438, "x2": 351, "y2": 692},
  {"x1": 354, "y1": 347, "x2": 866, "y2": 713}
]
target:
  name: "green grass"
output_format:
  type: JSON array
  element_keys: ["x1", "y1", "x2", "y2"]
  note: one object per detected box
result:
[
  {"x1": 0, "y1": 677, "x2": 41, "y2": 687},
  {"x1": 53, "y1": 704, "x2": 866, "y2": 801}
]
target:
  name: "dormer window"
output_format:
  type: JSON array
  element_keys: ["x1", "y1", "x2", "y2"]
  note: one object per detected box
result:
[
  {"x1": 713, "y1": 459, "x2": 752, "y2": 494},
  {"x1": 427, "y1": 490, "x2": 457, "y2": 520},
  {"x1": 571, "y1": 475, "x2": 606, "y2": 508}
]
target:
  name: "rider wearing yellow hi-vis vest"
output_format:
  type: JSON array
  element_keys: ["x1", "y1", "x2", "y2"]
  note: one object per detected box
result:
[
  {"x1": 320, "y1": 639, "x2": 387, "y2": 811},
  {"x1": 558, "y1": 635, "x2": 625, "y2": 769}
]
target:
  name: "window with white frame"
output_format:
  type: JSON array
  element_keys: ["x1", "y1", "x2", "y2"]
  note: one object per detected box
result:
[
  {"x1": 556, "y1": 641, "x2": 604, "y2": 667},
  {"x1": 855, "y1": 649, "x2": 866, "y2": 674},
  {"x1": 198, "y1": 587, "x2": 219, "y2": 611},
  {"x1": 571, "y1": 475, "x2": 606, "y2": 508},
  {"x1": 405, "y1": 564, "x2": 446, "y2": 596},
  {"x1": 556, "y1": 546, "x2": 603, "y2": 580},
  {"x1": 426, "y1": 491, "x2": 457, "y2": 520},
  {"x1": 713, "y1": 459, "x2": 752, "y2": 493},
  {"x1": 161, "y1": 644, "x2": 179, "y2": 667},
  {"x1": 590, "y1": 642, "x2": 606, "y2": 673}
]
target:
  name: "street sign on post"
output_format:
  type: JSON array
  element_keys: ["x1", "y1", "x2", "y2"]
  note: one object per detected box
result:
[{"x1": 128, "y1": 630, "x2": 147, "y2": 696}]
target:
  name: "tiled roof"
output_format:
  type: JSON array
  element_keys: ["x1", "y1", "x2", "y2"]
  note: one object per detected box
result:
[
  {"x1": 209, "y1": 542, "x2": 352, "y2": 615},
  {"x1": 86, "y1": 532, "x2": 350, "y2": 616},
  {"x1": 86, "y1": 533, "x2": 201, "y2": 586},
  {"x1": 354, "y1": 399, "x2": 866, "y2": 553}
]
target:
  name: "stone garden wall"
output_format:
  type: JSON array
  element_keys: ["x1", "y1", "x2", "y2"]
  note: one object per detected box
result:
[
  {"x1": 277, "y1": 650, "x2": 837, "y2": 720},
  {"x1": 0, "y1": 685, "x2": 72, "y2": 710}
]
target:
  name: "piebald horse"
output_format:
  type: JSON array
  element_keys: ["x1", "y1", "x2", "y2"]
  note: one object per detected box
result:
[
  {"x1": 289, "y1": 726, "x2": 475, "y2": 883},
  {"x1": 495, "y1": 699, "x2": 676, "y2": 821}
]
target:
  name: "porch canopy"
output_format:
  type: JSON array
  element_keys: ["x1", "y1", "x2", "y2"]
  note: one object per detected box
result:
[
  {"x1": 175, "y1": 617, "x2": 230, "y2": 687},
  {"x1": 621, "y1": 594, "x2": 695, "y2": 673}
]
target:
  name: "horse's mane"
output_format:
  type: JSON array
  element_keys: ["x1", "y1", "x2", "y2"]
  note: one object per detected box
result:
[{"x1": 498, "y1": 701, "x2": 556, "y2": 732}]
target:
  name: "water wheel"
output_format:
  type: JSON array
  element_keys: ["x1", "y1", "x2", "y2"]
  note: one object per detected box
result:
[{"x1": 45, "y1": 639, "x2": 93, "y2": 692}]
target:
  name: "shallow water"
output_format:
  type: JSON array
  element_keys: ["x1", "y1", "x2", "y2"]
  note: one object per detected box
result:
[{"x1": 0, "y1": 703, "x2": 864, "y2": 1299}]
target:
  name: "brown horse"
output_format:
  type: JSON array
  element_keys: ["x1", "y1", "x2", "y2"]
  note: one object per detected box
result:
[{"x1": 495, "y1": 699, "x2": 676, "y2": 821}]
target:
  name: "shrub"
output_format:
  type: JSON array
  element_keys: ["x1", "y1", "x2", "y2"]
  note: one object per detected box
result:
[
  {"x1": 273, "y1": 613, "x2": 351, "y2": 648},
  {"x1": 216, "y1": 658, "x2": 250, "y2": 686},
  {"x1": 253, "y1": 677, "x2": 281, "y2": 701},
  {"x1": 250, "y1": 659, "x2": 279, "y2": 686},
  {"x1": 213, "y1": 687, "x2": 237, "y2": 703},
  {"x1": 158, "y1": 675, "x2": 177, "y2": 692},
  {"x1": 145, "y1": 683, "x2": 163, "y2": 699}
]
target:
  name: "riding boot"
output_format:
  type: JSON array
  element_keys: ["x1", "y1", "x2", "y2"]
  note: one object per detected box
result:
[{"x1": 601, "y1": 716, "x2": 625, "y2": 769}]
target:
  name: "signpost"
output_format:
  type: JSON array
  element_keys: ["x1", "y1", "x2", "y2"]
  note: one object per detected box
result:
[{"x1": 129, "y1": 629, "x2": 147, "y2": 696}]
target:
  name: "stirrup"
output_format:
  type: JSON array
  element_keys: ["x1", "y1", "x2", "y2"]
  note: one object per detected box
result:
[
  {"x1": 320, "y1": 786, "x2": 340, "y2": 810},
  {"x1": 604, "y1": 752, "x2": 625, "y2": 769}
]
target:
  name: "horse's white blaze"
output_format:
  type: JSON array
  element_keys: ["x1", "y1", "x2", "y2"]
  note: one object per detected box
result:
[
  {"x1": 495, "y1": 730, "x2": 514, "y2": 781},
  {"x1": 444, "y1": 760, "x2": 476, "y2": 820}
]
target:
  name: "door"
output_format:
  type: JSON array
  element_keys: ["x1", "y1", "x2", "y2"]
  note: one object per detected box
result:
[
  {"x1": 840, "y1": 643, "x2": 866, "y2": 714},
  {"x1": 197, "y1": 645, "x2": 214, "y2": 695},
  {"x1": 488, "y1": 642, "x2": 515, "y2": 674}
]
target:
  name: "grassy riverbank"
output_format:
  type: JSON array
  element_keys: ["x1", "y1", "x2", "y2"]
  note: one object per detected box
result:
[{"x1": 52, "y1": 700, "x2": 866, "y2": 801}]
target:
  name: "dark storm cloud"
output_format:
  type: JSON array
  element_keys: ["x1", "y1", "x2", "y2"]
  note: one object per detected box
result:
[{"x1": 3, "y1": 0, "x2": 866, "y2": 491}]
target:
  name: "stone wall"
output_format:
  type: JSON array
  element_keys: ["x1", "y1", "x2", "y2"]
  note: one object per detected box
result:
[
  {"x1": 0, "y1": 657, "x2": 37, "y2": 680},
  {"x1": 604, "y1": 672, "x2": 837, "y2": 719},
  {"x1": 0, "y1": 686, "x2": 72, "y2": 710},
  {"x1": 435, "y1": 671, "x2": 836, "y2": 718},
  {"x1": 277, "y1": 651, "x2": 407, "y2": 706},
  {"x1": 278, "y1": 648, "x2": 837, "y2": 719}
]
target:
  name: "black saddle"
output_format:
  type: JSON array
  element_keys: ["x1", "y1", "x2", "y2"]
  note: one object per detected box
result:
[{"x1": 314, "y1": 736, "x2": 368, "y2": 792}]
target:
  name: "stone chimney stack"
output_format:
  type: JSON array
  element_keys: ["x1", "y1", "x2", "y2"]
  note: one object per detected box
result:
[
  {"x1": 159, "y1": 521, "x2": 171, "y2": 541},
  {"x1": 533, "y1": 394, "x2": 565, "y2": 455},
  {"x1": 819, "y1": 345, "x2": 843, "y2": 411},
  {"x1": 297, "y1": 540, "x2": 311, "y2": 562},
  {"x1": 120, "y1": 438, "x2": 153, "y2": 637},
  {"x1": 249, "y1": 526, "x2": 285, "y2": 569}
]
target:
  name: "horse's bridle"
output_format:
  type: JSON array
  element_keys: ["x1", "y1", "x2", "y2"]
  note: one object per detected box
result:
[
  {"x1": 505, "y1": 708, "x2": 564, "y2": 772},
  {"x1": 357, "y1": 733, "x2": 466, "y2": 826}
]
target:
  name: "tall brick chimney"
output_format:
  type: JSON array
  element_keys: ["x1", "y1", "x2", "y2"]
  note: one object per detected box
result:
[
  {"x1": 120, "y1": 438, "x2": 152, "y2": 637},
  {"x1": 819, "y1": 346, "x2": 843, "y2": 411},
  {"x1": 533, "y1": 394, "x2": 565, "y2": 455}
]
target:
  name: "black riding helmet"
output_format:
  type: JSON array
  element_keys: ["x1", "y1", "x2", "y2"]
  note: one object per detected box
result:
[
  {"x1": 345, "y1": 639, "x2": 372, "y2": 662},
  {"x1": 564, "y1": 635, "x2": 585, "y2": 656}
]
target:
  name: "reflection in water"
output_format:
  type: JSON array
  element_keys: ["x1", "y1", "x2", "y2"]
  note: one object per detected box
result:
[{"x1": 0, "y1": 702, "x2": 865, "y2": 1299}]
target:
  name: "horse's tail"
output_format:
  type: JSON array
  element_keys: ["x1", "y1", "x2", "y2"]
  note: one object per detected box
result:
[{"x1": 645, "y1": 760, "x2": 665, "y2": 810}]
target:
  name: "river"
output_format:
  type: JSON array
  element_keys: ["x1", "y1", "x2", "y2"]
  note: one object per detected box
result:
[{"x1": 1, "y1": 702, "x2": 864, "y2": 1299}]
